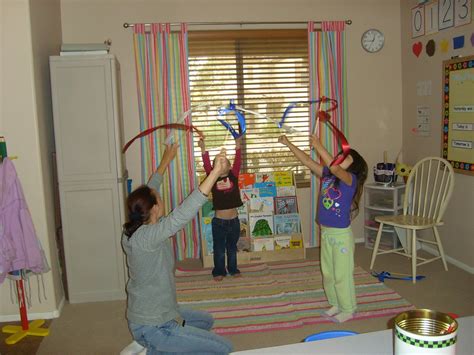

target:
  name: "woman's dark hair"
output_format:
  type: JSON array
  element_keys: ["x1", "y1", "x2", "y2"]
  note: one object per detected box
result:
[
  {"x1": 346, "y1": 149, "x2": 368, "y2": 217},
  {"x1": 123, "y1": 185, "x2": 157, "y2": 238}
]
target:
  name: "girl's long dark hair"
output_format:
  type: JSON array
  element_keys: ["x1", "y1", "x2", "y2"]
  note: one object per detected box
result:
[
  {"x1": 346, "y1": 149, "x2": 368, "y2": 217},
  {"x1": 123, "y1": 185, "x2": 157, "y2": 238}
]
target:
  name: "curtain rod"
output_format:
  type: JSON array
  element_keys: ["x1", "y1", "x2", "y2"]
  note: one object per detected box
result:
[{"x1": 123, "y1": 20, "x2": 352, "y2": 28}]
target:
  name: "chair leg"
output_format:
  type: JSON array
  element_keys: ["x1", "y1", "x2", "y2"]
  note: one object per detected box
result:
[
  {"x1": 433, "y1": 226, "x2": 448, "y2": 271},
  {"x1": 370, "y1": 223, "x2": 384, "y2": 270},
  {"x1": 411, "y1": 230, "x2": 417, "y2": 284}
]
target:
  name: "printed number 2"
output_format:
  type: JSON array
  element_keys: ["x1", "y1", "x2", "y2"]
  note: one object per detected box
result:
[{"x1": 439, "y1": 0, "x2": 454, "y2": 29}]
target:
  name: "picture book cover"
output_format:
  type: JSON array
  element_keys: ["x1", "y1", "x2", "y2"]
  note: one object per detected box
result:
[
  {"x1": 274, "y1": 171, "x2": 293, "y2": 187},
  {"x1": 249, "y1": 213, "x2": 274, "y2": 237},
  {"x1": 249, "y1": 196, "x2": 274, "y2": 214},
  {"x1": 274, "y1": 235, "x2": 291, "y2": 250},
  {"x1": 254, "y1": 181, "x2": 277, "y2": 197},
  {"x1": 274, "y1": 213, "x2": 300, "y2": 235},
  {"x1": 255, "y1": 172, "x2": 275, "y2": 184},
  {"x1": 252, "y1": 237, "x2": 275, "y2": 251},
  {"x1": 237, "y1": 202, "x2": 248, "y2": 219},
  {"x1": 277, "y1": 186, "x2": 296, "y2": 197},
  {"x1": 240, "y1": 188, "x2": 259, "y2": 203},
  {"x1": 238, "y1": 173, "x2": 256, "y2": 189},
  {"x1": 274, "y1": 196, "x2": 298, "y2": 214},
  {"x1": 237, "y1": 236, "x2": 251, "y2": 252},
  {"x1": 290, "y1": 235, "x2": 303, "y2": 249},
  {"x1": 201, "y1": 201, "x2": 215, "y2": 255}
]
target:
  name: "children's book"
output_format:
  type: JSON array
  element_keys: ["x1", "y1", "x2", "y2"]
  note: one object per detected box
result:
[
  {"x1": 240, "y1": 188, "x2": 259, "y2": 203},
  {"x1": 201, "y1": 201, "x2": 215, "y2": 255},
  {"x1": 277, "y1": 186, "x2": 296, "y2": 197},
  {"x1": 274, "y1": 213, "x2": 300, "y2": 235},
  {"x1": 249, "y1": 196, "x2": 274, "y2": 213},
  {"x1": 274, "y1": 235, "x2": 292, "y2": 250},
  {"x1": 290, "y1": 235, "x2": 303, "y2": 249},
  {"x1": 255, "y1": 172, "x2": 275, "y2": 184},
  {"x1": 252, "y1": 237, "x2": 274, "y2": 251},
  {"x1": 274, "y1": 171, "x2": 293, "y2": 187},
  {"x1": 238, "y1": 173, "x2": 256, "y2": 189},
  {"x1": 249, "y1": 213, "x2": 274, "y2": 237},
  {"x1": 274, "y1": 196, "x2": 298, "y2": 214},
  {"x1": 254, "y1": 181, "x2": 277, "y2": 197},
  {"x1": 237, "y1": 236, "x2": 251, "y2": 252}
]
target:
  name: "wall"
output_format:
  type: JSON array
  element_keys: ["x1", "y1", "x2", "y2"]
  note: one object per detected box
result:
[
  {"x1": 401, "y1": 0, "x2": 474, "y2": 270},
  {"x1": 60, "y1": 0, "x2": 404, "y2": 246},
  {"x1": 0, "y1": 0, "x2": 63, "y2": 320}
]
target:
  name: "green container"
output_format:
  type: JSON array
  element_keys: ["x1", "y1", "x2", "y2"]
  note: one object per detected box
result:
[{"x1": 0, "y1": 136, "x2": 7, "y2": 160}]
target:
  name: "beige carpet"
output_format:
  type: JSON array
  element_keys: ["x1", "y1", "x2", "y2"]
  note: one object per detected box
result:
[{"x1": 14, "y1": 245, "x2": 470, "y2": 354}]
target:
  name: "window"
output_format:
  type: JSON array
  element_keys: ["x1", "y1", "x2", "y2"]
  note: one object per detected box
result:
[{"x1": 188, "y1": 30, "x2": 311, "y2": 183}]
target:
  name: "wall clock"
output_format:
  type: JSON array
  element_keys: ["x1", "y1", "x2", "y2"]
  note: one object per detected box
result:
[{"x1": 361, "y1": 29, "x2": 385, "y2": 53}]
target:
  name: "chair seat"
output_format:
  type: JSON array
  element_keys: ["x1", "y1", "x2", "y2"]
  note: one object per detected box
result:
[{"x1": 375, "y1": 214, "x2": 442, "y2": 229}]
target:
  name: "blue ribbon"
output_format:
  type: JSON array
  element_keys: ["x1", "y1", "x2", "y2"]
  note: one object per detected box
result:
[
  {"x1": 371, "y1": 271, "x2": 426, "y2": 282},
  {"x1": 279, "y1": 99, "x2": 322, "y2": 129},
  {"x1": 217, "y1": 100, "x2": 247, "y2": 139}
]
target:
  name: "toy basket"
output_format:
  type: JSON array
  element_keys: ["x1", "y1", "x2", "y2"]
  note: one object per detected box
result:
[{"x1": 373, "y1": 162, "x2": 397, "y2": 185}]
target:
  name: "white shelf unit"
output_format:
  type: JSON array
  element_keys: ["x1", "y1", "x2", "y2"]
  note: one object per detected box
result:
[
  {"x1": 364, "y1": 183, "x2": 406, "y2": 250},
  {"x1": 50, "y1": 55, "x2": 127, "y2": 303}
]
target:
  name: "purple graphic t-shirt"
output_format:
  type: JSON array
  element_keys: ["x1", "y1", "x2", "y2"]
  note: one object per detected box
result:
[{"x1": 317, "y1": 167, "x2": 357, "y2": 228}]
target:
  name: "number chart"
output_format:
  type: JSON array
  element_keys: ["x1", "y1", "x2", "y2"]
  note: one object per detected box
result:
[
  {"x1": 412, "y1": 0, "x2": 471, "y2": 38},
  {"x1": 442, "y1": 55, "x2": 474, "y2": 175}
]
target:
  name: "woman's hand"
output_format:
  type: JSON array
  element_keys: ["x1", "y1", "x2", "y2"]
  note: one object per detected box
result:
[
  {"x1": 212, "y1": 153, "x2": 228, "y2": 176},
  {"x1": 163, "y1": 143, "x2": 179, "y2": 163},
  {"x1": 157, "y1": 143, "x2": 179, "y2": 175}
]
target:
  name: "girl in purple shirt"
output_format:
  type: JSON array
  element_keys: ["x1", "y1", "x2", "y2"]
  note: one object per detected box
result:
[{"x1": 279, "y1": 134, "x2": 367, "y2": 323}]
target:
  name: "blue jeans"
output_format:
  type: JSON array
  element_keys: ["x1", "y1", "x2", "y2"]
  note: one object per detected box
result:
[
  {"x1": 129, "y1": 308, "x2": 233, "y2": 354},
  {"x1": 212, "y1": 217, "x2": 240, "y2": 277}
]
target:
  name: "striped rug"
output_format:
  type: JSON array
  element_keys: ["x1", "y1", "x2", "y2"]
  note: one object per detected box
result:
[{"x1": 175, "y1": 260, "x2": 414, "y2": 335}]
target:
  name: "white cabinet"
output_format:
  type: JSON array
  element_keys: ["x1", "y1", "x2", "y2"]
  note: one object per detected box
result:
[
  {"x1": 50, "y1": 55, "x2": 127, "y2": 303},
  {"x1": 364, "y1": 183, "x2": 405, "y2": 250}
]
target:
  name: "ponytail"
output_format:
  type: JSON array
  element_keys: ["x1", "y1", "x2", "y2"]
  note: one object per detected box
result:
[{"x1": 123, "y1": 186, "x2": 157, "y2": 238}]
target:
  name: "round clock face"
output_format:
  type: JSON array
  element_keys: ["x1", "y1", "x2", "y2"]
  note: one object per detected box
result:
[{"x1": 361, "y1": 29, "x2": 384, "y2": 53}]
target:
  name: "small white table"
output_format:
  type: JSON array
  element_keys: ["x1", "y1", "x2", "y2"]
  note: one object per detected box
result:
[{"x1": 232, "y1": 316, "x2": 473, "y2": 354}]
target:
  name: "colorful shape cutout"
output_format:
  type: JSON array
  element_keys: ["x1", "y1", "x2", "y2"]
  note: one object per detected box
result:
[
  {"x1": 412, "y1": 42, "x2": 422, "y2": 57},
  {"x1": 453, "y1": 36, "x2": 464, "y2": 49},
  {"x1": 426, "y1": 40, "x2": 435, "y2": 57},
  {"x1": 440, "y1": 39, "x2": 449, "y2": 53}
]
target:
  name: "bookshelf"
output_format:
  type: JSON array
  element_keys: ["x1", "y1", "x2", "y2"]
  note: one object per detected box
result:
[{"x1": 200, "y1": 171, "x2": 306, "y2": 267}]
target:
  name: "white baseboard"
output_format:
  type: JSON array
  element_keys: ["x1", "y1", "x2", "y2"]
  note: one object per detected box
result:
[
  {"x1": 0, "y1": 295, "x2": 65, "y2": 322},
  {"x1": 422, "y1": 245, "x2": 474, "y2": 274}
]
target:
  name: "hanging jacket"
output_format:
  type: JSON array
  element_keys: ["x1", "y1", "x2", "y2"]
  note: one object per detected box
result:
[{"x1": 0, "y1": 158, "x2": 48, "y2": 283}]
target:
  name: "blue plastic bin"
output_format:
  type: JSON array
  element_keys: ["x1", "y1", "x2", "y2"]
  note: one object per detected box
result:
[{"x1": 304, "y1": 330, "x2": 358, "y2": 342}]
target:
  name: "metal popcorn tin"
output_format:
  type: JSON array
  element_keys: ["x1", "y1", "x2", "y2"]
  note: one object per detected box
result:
[{"x1": 394, "y1": 309, "x2": 458, "y2": 355}]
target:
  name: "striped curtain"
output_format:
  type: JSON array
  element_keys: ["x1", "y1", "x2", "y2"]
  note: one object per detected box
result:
[
  {"x1": 133, "y1": 23, "x2": 200, "y2": 260},
  {"x1": 307, "y1": 21, "x2": 348, "y2": 247}
]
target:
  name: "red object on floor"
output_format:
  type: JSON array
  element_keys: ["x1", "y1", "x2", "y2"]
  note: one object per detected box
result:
[{"x1": 16, "y1": 279, "x2": 29, "y2": 330}]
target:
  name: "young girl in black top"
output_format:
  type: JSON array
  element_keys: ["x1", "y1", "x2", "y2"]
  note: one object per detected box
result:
[{"x1": 198, "y1": 137, "x2": 243, "y2": 281}]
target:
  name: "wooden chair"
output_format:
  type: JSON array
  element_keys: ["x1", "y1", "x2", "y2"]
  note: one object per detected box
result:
[{"x1": 369, "y1": 157, "x2": 455, "y2": 283}]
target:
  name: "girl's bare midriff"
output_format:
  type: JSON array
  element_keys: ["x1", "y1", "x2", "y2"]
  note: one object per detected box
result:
[{"x1": 215, "y1": 208, "x2": 238, "y2": 219}]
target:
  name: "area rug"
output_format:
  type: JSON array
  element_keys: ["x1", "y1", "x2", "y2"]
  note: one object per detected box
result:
[{"x1": 175, "y1": 260, "x2": 414, "y2": 335}]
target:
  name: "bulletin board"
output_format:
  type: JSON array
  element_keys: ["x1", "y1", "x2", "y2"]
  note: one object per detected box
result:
[{"x1": 442, "y1": 55, "x2": 474, "y2": 175}]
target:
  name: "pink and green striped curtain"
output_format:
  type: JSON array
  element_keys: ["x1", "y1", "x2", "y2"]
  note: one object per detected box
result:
[
  {"x1": 308, "y1": 21, "x2": 348, "y2": 247},
  {"x1": 133, "y1": 23, "x2": 200, "y2": 260}
]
